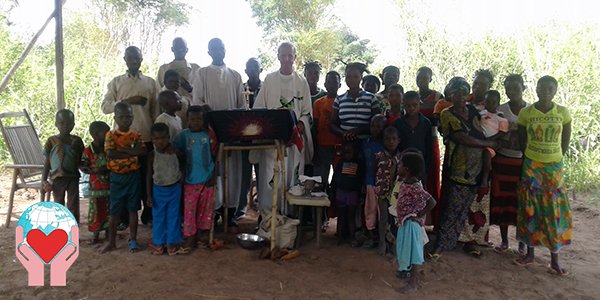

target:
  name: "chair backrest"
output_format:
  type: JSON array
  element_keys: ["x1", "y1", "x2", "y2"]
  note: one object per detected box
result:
[{"x1": 0, "y1": 110, "x2": 44, "y2": 179}]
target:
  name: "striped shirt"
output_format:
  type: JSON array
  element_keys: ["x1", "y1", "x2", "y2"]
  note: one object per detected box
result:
[{"x1": 333, "y1": 90, "x2": 380, "y2": 130}]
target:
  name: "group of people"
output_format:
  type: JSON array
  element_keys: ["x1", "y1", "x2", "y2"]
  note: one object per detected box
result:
[{"x1": 39, "y1": 36, "x2": 572, "y2": 293}]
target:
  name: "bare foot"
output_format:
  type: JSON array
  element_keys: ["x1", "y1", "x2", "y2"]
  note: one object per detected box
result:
[
  {"x1": 98, "y1": 243, "x2": 116, "y2": 254},
  {"x1": 87, "y1": 238, "x2": 101, "y2": 245},
  {"x1": 518, "y1": 243, "x2": 527, "y2": 256},
  {"x1": 398, "y1": 282, "x2": 417, "y2": 294}
]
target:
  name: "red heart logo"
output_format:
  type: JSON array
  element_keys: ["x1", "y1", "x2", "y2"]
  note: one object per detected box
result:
[{"x1": 26, "y1": 229, "x2": 68, "y2": 263}]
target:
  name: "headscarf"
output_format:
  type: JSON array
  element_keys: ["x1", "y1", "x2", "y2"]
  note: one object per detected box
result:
[{"x1": 444, "y1": 77, "x2": 470, "y2": 99}]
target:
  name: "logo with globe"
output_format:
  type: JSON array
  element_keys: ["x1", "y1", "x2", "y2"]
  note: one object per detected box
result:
[{"x1": 15, "y1": 201, "x2": 79, "y2": 286}]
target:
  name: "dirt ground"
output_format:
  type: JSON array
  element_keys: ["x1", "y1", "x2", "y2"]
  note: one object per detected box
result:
[{"x1": 1, "y1": 172, "x2": 599, "y2": 300}]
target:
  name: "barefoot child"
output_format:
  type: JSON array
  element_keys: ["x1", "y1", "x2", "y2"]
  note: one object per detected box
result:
[
  {"x1": 395, "y1": 151, "x2": 436, "y2": 293},
  {"x1": 80, "y1": 121, "x2": 111, "y2": 243},
  {"x1": 331, "y1": 142, "x2": 364, "y2": 245},
  {"x1": 155, "y1": 90, "x2": 183, "y2": 142},
  {"x1": 101, "y1": 102, "x2": 147, "y2": 253},
  {"x1": 514, "y1": 75, "x2": 572, "y2": 276},
  {"x1": 147, "y1": 123, "x2": 184, "y2": 255},
  {"x1": 374, "y1": 126, "x2": 401, "y2": 255},
  {"x1": 174, "y1": 105, "x2": 217, "y2": 252},
  {"x1": 42, "y1": 109, "x2": 85, "y2": 223}
]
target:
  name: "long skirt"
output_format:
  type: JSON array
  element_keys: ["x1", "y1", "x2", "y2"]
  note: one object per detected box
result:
[
  {"x1": 396, "y1": 220, "x2": 425, "y2": 272},
  {"x1": 459, "y1": 195, "x2": 490, "y2": 245},
  {"x1": 517, "y1": 158, "x2": 572, "y2": 252},
  {"x1": 490, "y1": 155, "x2": 522, "y2": 226},
  {"x1": 87, "y1": 189, "x2": 109, "y2": 233},
  {"x1": 426, "y1": 139, "x2": 441, "y2": 227},
  {"x1": 436, "y1": 181, "x2": 477, "y2": 251}
]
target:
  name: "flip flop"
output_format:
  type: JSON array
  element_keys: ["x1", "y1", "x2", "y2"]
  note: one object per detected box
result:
[
  {"x1": 494, "y1": 246, "x2": 511, "y2": 254},
  {"x1": 396, "y1": 270, "x2": 412, "y2": 279},
  {"x1": 177, "y1": 246, "x2": 192, "y2": 255},
  {"x1": 148, "y1": 243, "x2": 165, "y2": 255},
  {"x1": 128, "y1": 239, "x2": 140, "y2": 253},
  {"x1": 513, "y1": 258, "x2": 534, "y2": 266},
  {"x1": 547, "y1": 265, "x2": 570, "y2": 277},
  {"x1": 427, "y1": 253, "x2": 442, "y2": 261}
]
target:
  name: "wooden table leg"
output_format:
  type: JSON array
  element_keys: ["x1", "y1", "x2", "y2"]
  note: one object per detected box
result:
[
  {"x1": 316, "y1": 206, "x2": 322, "y2": 248},
  {"x1": 295, "y1": 206, "x2": 303, "y2": 249}
]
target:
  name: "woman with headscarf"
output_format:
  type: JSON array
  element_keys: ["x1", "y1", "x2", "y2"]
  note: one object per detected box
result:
[{"x1": 429, "y1": 78, "x2": 496, "y2": 259}]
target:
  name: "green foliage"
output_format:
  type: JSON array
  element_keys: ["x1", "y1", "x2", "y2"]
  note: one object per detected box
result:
[
  {"x1": 248, "y1": 0, "x2": 376, "y2": 72},
  {"x1": 391, "y1": 0, "x2": 600, "y2": 193}
]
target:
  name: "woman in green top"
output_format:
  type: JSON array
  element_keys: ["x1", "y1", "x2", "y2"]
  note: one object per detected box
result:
[{"x1": 514, "y1": 75, "x2": 572, "y2": 276}]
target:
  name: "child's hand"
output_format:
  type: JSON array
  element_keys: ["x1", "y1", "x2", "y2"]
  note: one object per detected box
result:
[
  {"x1": 146, "y1": 196, "x2": 153, "y2": 208},
  {"x1": 43, "y1": 181, "x2": 53, "y2": 193}
]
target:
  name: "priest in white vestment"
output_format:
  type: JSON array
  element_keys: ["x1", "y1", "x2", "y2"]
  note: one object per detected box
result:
[
  {"x1": 252, "y1": 42, "x2": 314, "y2": 211},
  {"x1": 191, "y1": 38, "x2": 246, "y2": 225}
]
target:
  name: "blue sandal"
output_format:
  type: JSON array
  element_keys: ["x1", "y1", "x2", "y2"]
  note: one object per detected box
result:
[{"x1": 128, "y1": 239, "x2": 140, "y2": 253}]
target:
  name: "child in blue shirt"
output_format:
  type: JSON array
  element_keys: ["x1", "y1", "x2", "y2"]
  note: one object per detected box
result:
[
  {"x1": 174, "y1": 105, "x2": 217, "y2": 252},
  {"x1": 361, "y1": 115, "x2": 386, "y2": 247}
]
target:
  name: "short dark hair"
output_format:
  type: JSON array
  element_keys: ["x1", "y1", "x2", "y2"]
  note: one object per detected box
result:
[
  {"x1": 362, "y1": 74, "x2": 381, "y2": 86},
  {"x1": 345, "y1": 62, "x2": 369, "y2": 75},
  {"x1": 187, "y1": 105, "x2": 211, "y2": 129},
  {"x1": 382, "y1": 65, "x2": 399, "y2": 76},
  {"x1": 383, "y1": 125, "x2": 398, "y2": 138},
  {"x1": 325, "y1": 71, "x2": 341, "y2": 80},
  {"x1": 474, "y1": 69, "x2": 494, "y2": 85},
  {"x1": 303, "y1": 61, "x2": 321, "y2": 71},
  {"x1": 114, "y1": 102, "x2": 131, "y2": 114},
  {"x1": 403, "y1": 91, "x2": 420, "y2": 101},
  {"x1": 538, "y1": 75, "x2": 558, "y2": 87},
  {"x1": 417, "y1": 66, "x2": 433, "y2": 77},
  {"x1": 56, "y1": 108, "x2": 74, "y2": 120},
  {"x1": 151, "y1": 122, "x2": 170, "y2": 136},
  {"x1": 484, "y1": 90, "x2": 501, "y2": 103},
  {"x1": 89, "y1": 121, "x2": 110, "y2": 136},
  {"x1": 158, "y1": 90, "x2": 179, "y2": 107},
  {"x1": 503, "y1": 73, "x2": 525, "y2": 87},
  {"x1": 164, "y1": 70, "x2": 180, "y2": 81},
  {"x1": 389, "y1": 83, "x2": 405, "y2": 94},
  {"x1": 401, "y1": 151, "x2": 425, "y2": 178}
]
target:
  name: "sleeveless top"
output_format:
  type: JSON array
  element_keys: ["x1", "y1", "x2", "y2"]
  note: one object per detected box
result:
[{"x1": 153, "y1": 150, "x2": 181, "y2": 186}]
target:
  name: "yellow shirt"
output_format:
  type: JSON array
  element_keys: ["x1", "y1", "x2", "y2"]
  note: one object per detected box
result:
[{"x1": 517, "y1": 103, "x2": 571, "y2": 163}]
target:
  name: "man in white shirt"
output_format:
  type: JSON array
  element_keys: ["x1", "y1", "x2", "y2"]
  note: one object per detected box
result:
[
  {"x1": 102, "y1": 46, "x2": 158, "y2": 225},
  {"x1": 156, "y1": 37, "x2": 199, "y2": 100},
  {"x1": 102, "y1": 46, "x2": 159, "y2": 142},
  {"x1": 192, "y1": 38, "x2": 246, "y2": 227},
  {"x1": 253, "y1": 42, "x2": 313, "y2": 212}
]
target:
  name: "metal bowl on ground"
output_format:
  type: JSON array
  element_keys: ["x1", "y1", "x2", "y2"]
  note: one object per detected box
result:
[{"x1": 236, "y1": 233, "x2": 266, "y2": 250}]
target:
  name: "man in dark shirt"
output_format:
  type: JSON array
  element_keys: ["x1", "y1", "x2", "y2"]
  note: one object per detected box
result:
[{"x1": 236, "y1": 58, "x2": 262, "y2": 219}]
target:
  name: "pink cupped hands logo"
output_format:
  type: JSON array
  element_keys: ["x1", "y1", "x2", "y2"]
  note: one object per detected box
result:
[{"x1": 15, "y1": 225, "x2": 79, "y2": 286}]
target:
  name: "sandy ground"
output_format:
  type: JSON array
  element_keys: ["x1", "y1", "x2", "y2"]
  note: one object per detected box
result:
[{"x1": 0, "y1": 172, "x2": 599, "y2": 300}]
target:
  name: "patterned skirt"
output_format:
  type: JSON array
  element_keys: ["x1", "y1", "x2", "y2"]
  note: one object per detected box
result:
[
  {"x1": 436, "y1": 181, "x2": 477, "y2": 251},
  {"x1": 490, "y1": 155, "x2": 522, "y2": 226},
  {"x1": 426, "y1": 139, "x2": 442, "y2": 227},
  {"x1": 517, "y1": 158, "x2": 572, "y2": 252},
  {"x1": 88, "y1": 189, "x2": 110, "y2": 233}
]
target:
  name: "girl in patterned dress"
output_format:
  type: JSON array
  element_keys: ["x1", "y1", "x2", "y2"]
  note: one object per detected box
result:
[
  {"x1": 80, "y1": 121, "x2": 111, "y2": 244},
  {"x1": 394, "y1": 151, "x2": 436, "y2": 293}
]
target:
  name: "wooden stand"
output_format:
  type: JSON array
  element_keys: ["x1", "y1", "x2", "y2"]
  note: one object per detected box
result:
[{"x1": 210, "y1": 141, "x2": 286, "y2": 251}]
